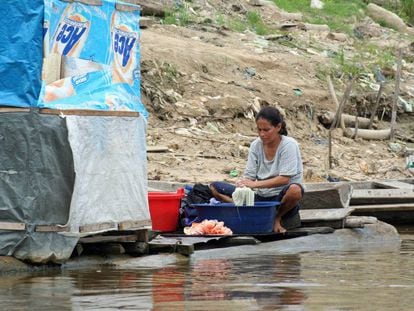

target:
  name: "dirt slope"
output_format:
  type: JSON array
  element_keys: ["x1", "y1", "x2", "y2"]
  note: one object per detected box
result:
[{"x1": 140, "y1": 2, "x2": 414, "y2": 185}]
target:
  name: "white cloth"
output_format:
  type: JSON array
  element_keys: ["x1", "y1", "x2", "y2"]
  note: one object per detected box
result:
[{"x1": 232, "y1": 187, "x2": 255, "y2": 206}]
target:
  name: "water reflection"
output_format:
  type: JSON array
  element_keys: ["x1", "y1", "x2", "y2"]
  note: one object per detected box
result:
[
  {"x1": 0, "y1": 230, "x2": 413, "y2": 310},
  {"x1": 221, "y1": 254, "x2": 307, "y2": 310}
]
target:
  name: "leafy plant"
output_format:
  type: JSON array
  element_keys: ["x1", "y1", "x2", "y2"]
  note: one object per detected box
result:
[
  {"x1": 163, "y1": 5, "x2": 194, "y2": 26},
  {"x1": 401, "y1": 0, "x2": 414, "y2": 22},
  {"x1": 246, "y1": 11, "x2": 270, "y2": 35}
]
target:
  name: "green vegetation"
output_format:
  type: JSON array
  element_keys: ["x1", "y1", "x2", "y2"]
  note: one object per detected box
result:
[
  {"x1": 273, "y1": 0, "x2": 366, "y2": 33},
  {"x1": 330, "y1": 44, "x2": 396, "y2": 81},
  {"x1": 246, "y1": 11, "x2": 269, "y2": 35},
  {"x1": 214, "y1": 10, "x2": 273, "y2": 35},
  {"x1": 400, "y1": 0, "x2": 414, "y2": 24},
  {"x1": 162, "y1": 4, "x2": 274, "y2": 35},
  {"x1": 163, "y1": 5, "x2": 194, "y2": 26}
]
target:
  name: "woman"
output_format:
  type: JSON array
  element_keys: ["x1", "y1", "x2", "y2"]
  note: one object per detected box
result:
[{"x1": 210, "y1": 106, "x2": 304, "y2": 233}]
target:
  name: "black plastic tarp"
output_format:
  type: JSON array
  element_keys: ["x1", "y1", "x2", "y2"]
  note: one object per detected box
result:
[{"x1": 0, "y1": 110, "x2": 76, "y2": 262}]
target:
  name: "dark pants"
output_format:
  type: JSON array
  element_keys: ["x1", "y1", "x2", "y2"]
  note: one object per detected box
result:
[{"x1": 210, "y1": 181, "x2": 303, "y2": 228}]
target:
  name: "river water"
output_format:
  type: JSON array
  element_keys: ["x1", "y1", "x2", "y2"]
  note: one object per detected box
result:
[{"x1": 1, "y1": 226, "x2": 413, "y2": 310}]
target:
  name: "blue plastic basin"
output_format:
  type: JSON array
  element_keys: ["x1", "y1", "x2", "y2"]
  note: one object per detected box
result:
[{"x1": 191, "y1": 201, "x2": 280, "y2": 234}]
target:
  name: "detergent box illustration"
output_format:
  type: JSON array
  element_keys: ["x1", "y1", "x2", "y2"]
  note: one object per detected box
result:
[{"x1": 39, "y1": 0, "x2": 146, "y2": 119}]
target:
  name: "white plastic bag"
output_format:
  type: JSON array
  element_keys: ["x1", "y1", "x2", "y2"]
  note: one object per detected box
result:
[{"x1": 311, "y1": 0, "x2": 324, "y2": 9}]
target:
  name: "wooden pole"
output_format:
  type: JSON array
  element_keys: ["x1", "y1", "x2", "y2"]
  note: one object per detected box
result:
[
  {"x1": 390, "y1": 49, "x2": 402, "y2": 141},
  {"x1": 368, "y1": 81, "x2": 384, "y2": 129},
  {"x1": 326, "y1": 75, "x2": 355, "y2": 169}
]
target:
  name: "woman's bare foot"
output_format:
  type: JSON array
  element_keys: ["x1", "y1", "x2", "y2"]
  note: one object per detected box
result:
[{"x1": 273, "y1": 221, "x2": 286, "y2": 234}]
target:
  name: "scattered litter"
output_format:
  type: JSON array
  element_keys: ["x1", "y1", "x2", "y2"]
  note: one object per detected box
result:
[
  {"x1": 243, "y1": 67, "x2": 256, "y2": 78},
  {"x1": 311, "y1": 0, "x2": 324, "y2": 9},
  {"x1": 293, "y1": 88, "x2": 303, "y2": 96},
  {"x1": 229, "y1": 169, "x2": 239, "y2": 177}
]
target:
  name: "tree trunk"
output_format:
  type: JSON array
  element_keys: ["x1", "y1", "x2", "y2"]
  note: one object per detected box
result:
[
  {"x1": 319, "y1": 111, "x2": 371, "y2": 128},
  {"x1": 343, "y1": 128, "x2": 391, "y2": 140}
]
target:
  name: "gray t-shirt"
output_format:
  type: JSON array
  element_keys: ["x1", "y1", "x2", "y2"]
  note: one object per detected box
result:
[{"x1": 244, "y1": 135, "x2": 303, "y2": 197}]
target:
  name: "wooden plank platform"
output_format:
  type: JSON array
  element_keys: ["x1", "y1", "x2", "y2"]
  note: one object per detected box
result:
[
  {"x1": 300, "y1": 207, "x2": 355, "y2": 222},
  {"x1": 352, "y1": 203, "x2": 414, "y2": 212},
  {"x1": 351, "y1": 188, "x2": 414, "y2": 205},
  {"x1": 149, "y1": 227, "x2": 335, "y2": 255},
  {"x1": 291, "y1": 182, "x2": 352, "y2": 210},
  {"x1": 373, "y1": 180, "x2": 414, "y2": 189}
]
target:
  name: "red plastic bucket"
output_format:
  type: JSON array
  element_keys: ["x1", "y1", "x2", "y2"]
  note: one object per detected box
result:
[{"x1": 148, "y1": 188, "x2": 185, "y2": 232}]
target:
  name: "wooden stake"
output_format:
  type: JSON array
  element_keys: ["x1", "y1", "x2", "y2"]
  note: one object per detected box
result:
[
  {"x1": 368, "y1": 81, "x2": 384, "y2": 129},
  {"x1": 390, "y1": 49, "x2": 402, "y2": 141}
]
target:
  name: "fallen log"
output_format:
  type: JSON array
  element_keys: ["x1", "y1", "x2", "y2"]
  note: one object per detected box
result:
[
  {"x1": 299, "y1": 23, "x2": 330, "y2": 32},
  {"x1": 367, "y1": 3, "x2": 414, "y2": 34},
  {"x1": 343, "y1": 128, "x2": 391, "y2": 140},
  {"x1": 318, "y1": 111, "x2": 371, "y2": 128},
  {"x1": 327, "y1": 32, "x2": 347, "y2": 42},
  {"x1": 277, "y1": 12, "x2": 303, "y2": 21}
]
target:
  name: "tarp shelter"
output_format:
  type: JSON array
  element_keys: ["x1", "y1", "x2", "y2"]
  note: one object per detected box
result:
[
  {"x1": 0, "y1": 109, "x2": 150, "y2": 263},
  {"x1": 0, "y1": 0, "x2": 150, "y2": 264}
]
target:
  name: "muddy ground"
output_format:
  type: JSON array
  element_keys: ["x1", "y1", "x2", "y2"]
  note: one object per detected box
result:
[{"x1": 140, "y1": 1, "x2": 414, "y2": 185}]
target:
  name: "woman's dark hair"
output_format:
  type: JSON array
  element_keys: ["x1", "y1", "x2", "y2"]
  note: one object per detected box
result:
[{"x1": 255, "y1": 106, "x2": 288, "y2": 135}]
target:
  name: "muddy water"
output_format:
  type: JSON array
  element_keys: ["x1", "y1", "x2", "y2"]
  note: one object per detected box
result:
[{"x1": 1, "y1": 227, "x2": 413, "y2": 311}]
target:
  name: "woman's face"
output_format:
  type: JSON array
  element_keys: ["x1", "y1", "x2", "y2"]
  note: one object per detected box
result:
[{"x1": 256, "y1": 118, "x2": 281, "y2": 143}]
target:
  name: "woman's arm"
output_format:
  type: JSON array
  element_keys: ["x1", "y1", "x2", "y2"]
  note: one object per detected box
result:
[{"x1": 237, "y1": 175, "x2": 290, "y2": 189}]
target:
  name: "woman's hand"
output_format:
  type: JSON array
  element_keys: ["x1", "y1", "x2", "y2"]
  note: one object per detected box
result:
[{"x1": 236, "y1": 178, "x2": 257, "y2": 188}]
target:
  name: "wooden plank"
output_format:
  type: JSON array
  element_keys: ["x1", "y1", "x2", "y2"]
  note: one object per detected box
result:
[
  {"x1": 373, "y1": 180, "x2": 414, "y2": 189},
  {"x1": 135, "y1": 229, "x2": 149, "y2": 243},
  {"x1": 0, "y1": 107, "x2": 31, "y2": 113},
  {"x1": 352, "y1": 203, "x2": 414, "y2": 212},
  {"x1": 0, "y1": 222, "x2": 26, "y2": 231},
  {"x1": 118, "y1": 220, "x2": 151, "y2": 231},
  {"x1": 35, "y1": 224, "x2": 68, "y2": 232},
  {"x1": 300, "y1": 207, "x2": 354, "y2": 222},
  {"x1": 351, "y1": 188, "x2": 414, "y2": 204},
  {"x1": 148, "y1": 236, "x2": 195, "y2": 256},
  {"x1": 301, "y1": 183, "x2": 352, "y2": 209},
  {"x1": 123, "y1": 242, "x2": 149, "y2": 255},
  {"x1": 79, "y1": 234, "x2": 138, "y2": 244},
  {"x1": 79, "y1": 222, "x2": 118, "y2": 233},
  {"x1": 39, "y1": 108, "x2": 140, "y2": 117},
  {"x1": 290, "y1": 226, "x2": 335, "y2": 234}
]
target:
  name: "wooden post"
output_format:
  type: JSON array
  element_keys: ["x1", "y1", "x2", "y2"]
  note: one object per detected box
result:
[
  {"x1": 368, "y1": 81, "x2": 384, "y2": 129},
  {"x1": 390, "y1": 49, "x2": 402, "y2": 142},
  {"x1": 328, "y1": 129, "x2": 332, "y2": 169},
  {"x1": 327, "y1": 75, "x2": 355, "y2": 169}
]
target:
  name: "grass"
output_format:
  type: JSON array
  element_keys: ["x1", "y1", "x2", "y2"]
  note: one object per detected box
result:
[
  {"x1": 272, "y1": 0, "x2": 366, "y2": 33},
  {"x1": 163, "y1": 5, "x2": 194, "y2": 26},
  {"x1": 162, "y1": 3, "x2": 274, "y2": 36}
]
